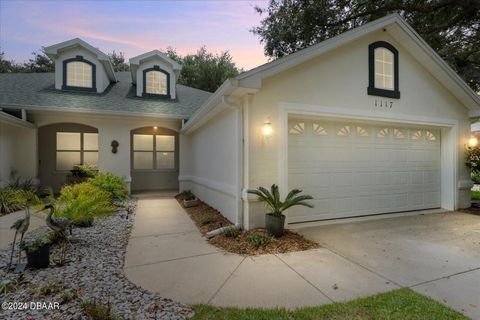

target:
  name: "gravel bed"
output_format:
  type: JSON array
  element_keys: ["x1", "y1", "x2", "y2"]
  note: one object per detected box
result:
[{"x1": 0, "y1": 200, "x2": 193, "y2": 320}]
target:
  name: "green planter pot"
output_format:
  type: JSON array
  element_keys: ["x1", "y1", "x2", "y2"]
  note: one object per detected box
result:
[
  {"x1": 25, "y1": 244, "x2": 50, "y2": 269},
  {"x1": 265, "y1": 213, "x2": 285, "y2": 237}
]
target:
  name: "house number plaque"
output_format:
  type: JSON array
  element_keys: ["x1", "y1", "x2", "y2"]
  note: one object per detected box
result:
[{"x1": 374, "y1": 99, "x2": 393, "y2": 108}]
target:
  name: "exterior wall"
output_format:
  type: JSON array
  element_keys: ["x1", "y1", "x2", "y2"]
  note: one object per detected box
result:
[
  {"x1": 245, "y1": 30, "x2": 472, "y2": 228},
  {"x1": 54, "y1": 47, "x2": 110, "y2": 93},
  {"x1": 0, "y1": 121, "x2": 36, "y2": 186},
  {"x1": 30, "y1": 111, "x2": 181, "y2": 192},
  {"x1": 180, "y1": 108, "x2": 241, "y2": 224},
  {"x1": 136, "y1": 57, "x2": 177, "y2": 99}
]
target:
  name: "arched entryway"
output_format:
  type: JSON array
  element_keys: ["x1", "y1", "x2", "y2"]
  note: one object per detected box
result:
[
  {"x1": 38, "y1": 123, "x2": 98, "y2": 193},
  {"x1": 130, "y1": 126, "x2": 179, "y2": 192}
]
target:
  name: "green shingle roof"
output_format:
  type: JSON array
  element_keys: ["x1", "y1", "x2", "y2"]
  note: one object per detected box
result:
[{"x1": 0, "y1": 72, "x2": 211, "y2": 118}]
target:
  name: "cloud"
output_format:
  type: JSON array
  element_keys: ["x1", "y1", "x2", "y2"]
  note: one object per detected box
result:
[{"x1": 1, "y1": 0, "x2": 269, "y2": 69}]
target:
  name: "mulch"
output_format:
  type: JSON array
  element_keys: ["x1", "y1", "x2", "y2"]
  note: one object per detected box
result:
[
  {"x1": 210, "y1": 228, "x2": 319, "y2": 255},
  {"x1": 459, "y1": 205, "x2": 480, "y2": 216},
  {"x1": 175, "y1": 194, "x2": 233, "y2": 235},
  {"x1": 175, "y1": 194, "x2": 320, "y2": 255}
]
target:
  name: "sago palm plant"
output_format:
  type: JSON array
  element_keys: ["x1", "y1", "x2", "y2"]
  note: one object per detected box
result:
[{"x1": 247, "y1": 184, "x2": 314, "y2": 217}]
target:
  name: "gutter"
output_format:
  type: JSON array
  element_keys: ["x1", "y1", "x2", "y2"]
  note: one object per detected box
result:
[
  {"x1": 0, "y1": 111, "x2": 35, "y2": 129},
  {"x1": 180, "y1": 79, "x2": 238, "y2": 134}
]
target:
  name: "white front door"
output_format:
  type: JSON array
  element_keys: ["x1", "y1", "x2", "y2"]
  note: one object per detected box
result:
[{"x1": 287, "y1": 117, "x2": 441, "y2": 223}]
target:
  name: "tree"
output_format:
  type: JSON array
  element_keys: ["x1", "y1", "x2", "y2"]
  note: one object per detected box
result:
[
  {"x1": 166, "y1": 46, "x2": 242, "y2": 92},
  {"x1": 108, "y1": 51, "x2": 129, "y2": 71},
  {"x1": 252, "y1": 0, "x2": 480, "y2": 92},
  {"x1": 0, "y1": 49, "x2": 53, "y2": 73},
  {"x1": 23, "y1": 49, "x2": 54, "y2": 72},
  {"x1": 0, "y1": 51, "x2": 22, "y2": 73}
]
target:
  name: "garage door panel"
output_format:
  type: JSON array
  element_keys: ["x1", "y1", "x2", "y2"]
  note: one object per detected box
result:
[{"x1": 288, "y1": 118, "x2": 441, "y2": 222}]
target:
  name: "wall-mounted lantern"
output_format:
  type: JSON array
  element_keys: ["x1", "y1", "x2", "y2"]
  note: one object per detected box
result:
[
  {"x1": 468, "y1": 136, "x2": 478, "y2": 148},
  {"x1": 262, "y1": 119, "x2": 273, "y2": 138},
  {"x1": 111, "y1": 140, "x2": 119, "y2": 154}
]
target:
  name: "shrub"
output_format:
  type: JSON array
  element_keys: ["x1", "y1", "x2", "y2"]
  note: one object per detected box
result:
[
  {"x1": 21, "y1": 232, "x2": 52, "y2": 253},
  {"x1": 0, "y1": 188, "x2": 39, "y2": 214},
  {"x1": 70, "y1": 164, "x2": 98, "y2": 178},
  {"x1": 223, "y1": 226, "x2": 240, "y2": 238},
  {"x1": 8, "y1": 177, "x2": 36, "y2": 192},
  {"x1": 55, "y1": 183, "x2": 114, "y2": 226},
  {"x1": 472, "y1": 174, "x2": 480, "y2": 184},
  {"x1": 80, "y1": 300, "x2": 119, "y2": 320},
  {"x1": 60, "y1": 290, "x2": 78, "y2": 304},
  {"x1": 36, "y1": 281, "x2": 63, "y2": 296},
  {"x1": 247, "y1": 184, "x2": 313, "y2": 217},
  {"x1": 201, "y1": 215, "x2": 214, "y2": 226},
  {"x1": 466, "y1": 147, "x2": 480, "y2": 175},
  {"x1": 88, "y1": 173, "x2": 128, "y2": 201},
  {"x1": 182, "y1": 190, "x2": 196, "y2": 201},
  {"x1": 247, "y1": 232, "x2": 271, "y2": 248}
]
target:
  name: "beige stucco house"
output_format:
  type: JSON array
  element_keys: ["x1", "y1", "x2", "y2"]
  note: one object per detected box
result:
[{"x1": 1, "y1": 14, "x2": 480, "y2": 229}]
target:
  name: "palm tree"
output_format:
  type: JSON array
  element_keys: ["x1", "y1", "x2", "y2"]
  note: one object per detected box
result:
[
  {"x1": 247, "y1": 184, "x2": 314, "y2": 237},
  {"x1": 247, "y1": 184, "x2": 314, "y2": 216}
]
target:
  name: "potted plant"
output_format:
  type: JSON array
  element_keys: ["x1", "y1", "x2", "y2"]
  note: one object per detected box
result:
[
  {"x1": 247, "y1": 184, "x2": 313, "y2": 237},
  {"x1": 21, "y1": 233, "x2": 52, "y2": 269},
  {"x1": 182, "y1": 190, "x2": 199, "y2": 208}
]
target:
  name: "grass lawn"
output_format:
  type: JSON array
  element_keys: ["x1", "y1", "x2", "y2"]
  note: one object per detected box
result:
[
  {"x1": 471, "y1": 190, "x2": 480, "y2": 200},
  {"x1": 191, "y1": 288, "x2": 468, "y2": 320}
]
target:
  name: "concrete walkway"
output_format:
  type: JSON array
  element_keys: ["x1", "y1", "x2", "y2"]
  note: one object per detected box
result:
[
  {"x1": 124, "y1": 196, "x2": 479, "y2": 317},
  {"x1": 0, "y1": 210, "x2": 45, "y2": 249},
  {"x1": 124, "y1": 196, "x2": 397, "y2": 309}
]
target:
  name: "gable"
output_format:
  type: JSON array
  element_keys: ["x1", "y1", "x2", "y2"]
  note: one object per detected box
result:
[
  {"x1": 255, "y1": 30, "x2": 467, "y2": 120},
  {"x1": 44, "y1": 38, "x2": 116, "y2": 93},
  {"x1": 236, "y1": 14, "x2": 479, "y2": 111}
]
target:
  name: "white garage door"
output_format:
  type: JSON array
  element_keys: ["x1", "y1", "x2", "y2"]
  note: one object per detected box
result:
[{"x1": 288, "y1": 118, "x2": 441, "y2": 223}]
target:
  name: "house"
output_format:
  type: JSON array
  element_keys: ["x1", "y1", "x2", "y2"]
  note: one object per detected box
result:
[
  {"x1": 0, "y1": 39, "x2": 211, "y2": 193},
  {"x1": 1, "y1": 14, "x2": 479, "y2": 229}
]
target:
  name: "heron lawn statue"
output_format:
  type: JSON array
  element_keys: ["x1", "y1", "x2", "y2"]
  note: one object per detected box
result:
[
  {"x1": 7, "y1": 190, "x2": 40, "y2": 271},
  {"x1": 7, "y1": 206, "x2": 31, "y2": 270},
  {"x1": 43, "y1": 204, "x2": 72, "y2": 263}
]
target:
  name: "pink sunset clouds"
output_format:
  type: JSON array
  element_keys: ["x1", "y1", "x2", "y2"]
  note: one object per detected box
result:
[{"x1": 0, "y1": 0, "x2": 270, "y2": 70}]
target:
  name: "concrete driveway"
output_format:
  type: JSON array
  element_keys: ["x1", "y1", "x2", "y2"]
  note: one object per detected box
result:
[{"x1": 295, "y1": 212, "x2": 480, "y2": 319}]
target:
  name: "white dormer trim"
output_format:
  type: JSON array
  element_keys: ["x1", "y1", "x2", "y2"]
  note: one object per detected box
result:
[
  {"x1": 129, "y1": 50, "x2": 182, "y2": 99},
  {"x1": 44, "y1": 38, "x2": 118, "y2": 83},
  {"x1": 129, "y1": 50, "x2": 182, "y2": 84}
]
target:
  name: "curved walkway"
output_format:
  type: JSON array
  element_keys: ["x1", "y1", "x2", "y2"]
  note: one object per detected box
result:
[
  {"x1": 124, "y1": 194, "x2": 479, "y2": 318},
  {"x1": 123, "y1": 194, "x2": 397, "y2": 308}
]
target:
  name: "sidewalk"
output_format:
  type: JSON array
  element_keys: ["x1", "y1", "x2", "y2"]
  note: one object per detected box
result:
[
  {"x1": 0, "y1": 210, "x2": 45, "y2": 249},
  {"x1": 123, "y1": 196, "x2": 397, "y2": 308}
]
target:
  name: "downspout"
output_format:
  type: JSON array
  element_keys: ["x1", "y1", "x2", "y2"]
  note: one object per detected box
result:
[{"x1": 221, "y1": 95, "x2": 244, "y2": 229}]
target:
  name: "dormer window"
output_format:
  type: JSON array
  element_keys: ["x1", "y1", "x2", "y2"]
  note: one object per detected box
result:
[
  {"x1": 129, "y1": 50, "x2": 181, "y2": 99},
  {"x1": 62, "y1": 56, "x2": 96, "y2": 92},
  {"x1": 143, "y1": 66, "x2": 170, "y2": 98},
  {"x1": 368, "y1": 41, "x2": 400, "y2": 99}
]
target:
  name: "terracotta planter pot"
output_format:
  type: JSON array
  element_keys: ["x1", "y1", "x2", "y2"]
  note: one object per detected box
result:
[
  {"x1": 183, "y1": 198, "x2": 199, "y2": 208},
  {"x1": 265, "y1": 213, "x2": 285, "y2": 237}
]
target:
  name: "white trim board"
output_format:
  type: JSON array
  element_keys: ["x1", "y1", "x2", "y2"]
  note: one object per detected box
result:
[{"x1": 178, "y1": 175, "x2": 237, "y2": 198}]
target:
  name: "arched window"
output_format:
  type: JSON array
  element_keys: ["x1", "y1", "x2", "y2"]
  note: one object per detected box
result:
[
  {"x1": 143, "y1": 66, "x2": 170, "y2": 98},
  {"x1": 62, "y1": 56, "x2": 96, "y2": 92},
  {"x1": 368, "y1": 41, "x2": 400, "y2": 99}
]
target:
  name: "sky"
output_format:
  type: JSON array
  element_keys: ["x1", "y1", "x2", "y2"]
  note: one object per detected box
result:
[{"x1": 0, "y1": 0, "x2": 270, "y2": 70}]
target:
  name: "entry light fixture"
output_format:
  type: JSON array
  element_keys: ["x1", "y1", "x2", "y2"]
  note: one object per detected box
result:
[
  {"x1": 468, "y1": 136, "x2": 478, "y2": 148},
  {"x1": 153, "y1": 126, "x2": 158, "y2": 130},
  {"x1": 262, "y1": 119, "x2": 273, "y2": 138}
]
